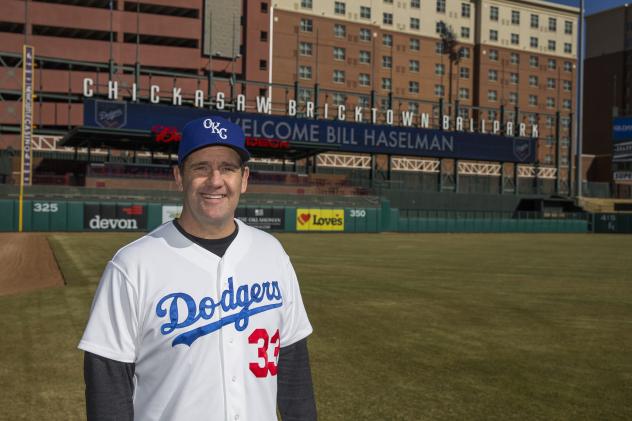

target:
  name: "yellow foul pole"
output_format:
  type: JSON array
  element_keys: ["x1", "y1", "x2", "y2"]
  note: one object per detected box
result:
[{"x1": 19, "y1": 45, "x2": 35, "y2": 232}]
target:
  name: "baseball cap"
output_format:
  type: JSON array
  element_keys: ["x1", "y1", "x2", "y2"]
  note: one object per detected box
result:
[{"x1": 178, "y1": 116, "x2": 250, "y2": 165}]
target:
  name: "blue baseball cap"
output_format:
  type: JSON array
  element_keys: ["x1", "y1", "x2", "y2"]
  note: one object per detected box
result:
[{"x1": 178, "y1": 116, "x2": 250, "y2": 164}]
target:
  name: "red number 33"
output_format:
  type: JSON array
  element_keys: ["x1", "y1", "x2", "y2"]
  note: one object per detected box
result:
[{"x1": 248, "y1": 329, "x2": 280, "y2": 378}]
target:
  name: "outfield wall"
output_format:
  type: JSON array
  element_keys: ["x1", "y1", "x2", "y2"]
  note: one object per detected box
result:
[{"x1": 0, "y1": 199, "x2": 600, "y2": 233}]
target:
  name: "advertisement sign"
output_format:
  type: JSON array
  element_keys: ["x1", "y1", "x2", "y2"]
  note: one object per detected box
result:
[
  {"x1": 236, "y1": 207, "x2": 285, "y2": 230},
  {"x1": 613, "y1": 141, "x2": 632, "y2": 163},
  {"x1": 83, "y1": 99, "x2": 537, "y2": 163},
  {"x1": 84, "y1": 204, "x2": 147, "y2": 230},
  {"x1": 613, "y1": 117, "x2": 632, "y2": 142},
  {"x1": 162, "y1": 205, "x2": 183, "y2": 223},
  {"x1": 296, "y1": 209, "x2": 344, "y2": 231}
]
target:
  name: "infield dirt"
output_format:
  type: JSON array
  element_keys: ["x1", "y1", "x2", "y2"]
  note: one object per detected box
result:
[{"x1": 0, "y1": 233, "x2": 64, "y2": 296}]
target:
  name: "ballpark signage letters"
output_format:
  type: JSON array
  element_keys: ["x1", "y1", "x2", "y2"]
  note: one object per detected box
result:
[
  {"x1": 21, "y1": 46, "x2": 34, "y2": 186},
  {"x1": 84, "y1": 99, "x2": 537, "y2": 163},
  {"x1": 84, "y1": 204, "x2": 147, "y2": 230},
  {"x1": 612, "y1": 117, "x2": 632, "y2": 163},
  {"x1": 296, "y1": 209, "x2": 345, "y2": 231},
  {"x1": 82, "y1": 79, "x2": 538, "y2": 140}
]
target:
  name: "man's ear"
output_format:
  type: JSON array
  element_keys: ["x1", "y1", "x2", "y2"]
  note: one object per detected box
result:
[
  {"x1": 173, "y1": 165, "x2": 184, "y2": 191},
  {"x1": 241, "y1": 166, "x2": 249, "y2": 194}
]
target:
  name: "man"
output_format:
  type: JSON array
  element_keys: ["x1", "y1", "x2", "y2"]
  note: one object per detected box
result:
[{"x1": 79, "y1": 116, "x2": 317, "y2": 421}]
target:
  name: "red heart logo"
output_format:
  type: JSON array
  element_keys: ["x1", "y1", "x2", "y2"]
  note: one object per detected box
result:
[{"x1": 298, "y1": 213, "x2": 310, "y2": 224}]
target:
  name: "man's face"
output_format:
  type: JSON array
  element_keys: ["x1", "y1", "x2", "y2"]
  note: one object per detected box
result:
[{"x1": 174, "y1": 146, "x2": 249, "y2": 235}]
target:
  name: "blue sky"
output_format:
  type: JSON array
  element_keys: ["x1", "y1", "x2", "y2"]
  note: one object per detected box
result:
[{"x1": 552, "y1": 0, "x2": 628, "y2": 15}]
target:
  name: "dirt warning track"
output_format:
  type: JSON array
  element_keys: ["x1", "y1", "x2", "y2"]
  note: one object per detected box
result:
[{"x1": 0, "y1": 233, "x2": 64, "y2": 296}]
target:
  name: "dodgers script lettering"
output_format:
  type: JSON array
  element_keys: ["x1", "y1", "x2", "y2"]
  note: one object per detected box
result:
[{"x1": 156, "y1": 277, "x2": 283, "y2": 347}]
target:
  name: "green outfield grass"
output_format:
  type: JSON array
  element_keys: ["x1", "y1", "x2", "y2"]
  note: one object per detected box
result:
[{"x1": 1, "y1": 233, "x2": 631, "y2": 420}]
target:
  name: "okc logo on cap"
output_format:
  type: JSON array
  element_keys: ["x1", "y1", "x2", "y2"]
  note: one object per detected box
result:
[
  {"x1": 202, "y1": 118, "x2": 228, "y2": 140},
  {"x1": 178, "y1": 115, "x2": 250, "y2": 164}
]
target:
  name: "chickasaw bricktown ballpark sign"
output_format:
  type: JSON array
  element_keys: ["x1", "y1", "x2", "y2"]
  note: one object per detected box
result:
[{"x1": 83, "y1": 99, "x2": 536, "y2": 163}]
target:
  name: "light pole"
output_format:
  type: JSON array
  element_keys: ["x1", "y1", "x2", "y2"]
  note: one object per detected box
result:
[{"x1": 575, "y1": 0, "x2": 584, "y2": 197}]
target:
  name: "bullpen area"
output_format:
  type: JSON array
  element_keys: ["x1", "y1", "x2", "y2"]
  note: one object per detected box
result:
[{"x1": 0, "y1": 232, "x2": 630, "y2": 420}]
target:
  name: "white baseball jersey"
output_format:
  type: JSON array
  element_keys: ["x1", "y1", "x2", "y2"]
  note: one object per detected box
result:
[{"x1": 79, "y1": 219, "x2": 312, "y2": 421}]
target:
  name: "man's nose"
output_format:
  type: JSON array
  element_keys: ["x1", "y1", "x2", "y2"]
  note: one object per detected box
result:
[{"x1": 207, "y1": 169, "x2": 223, "y2": 186}]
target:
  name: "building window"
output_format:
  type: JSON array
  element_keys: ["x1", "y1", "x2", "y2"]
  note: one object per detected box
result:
[
  {"x1": 382, "y1": 56, "x2": 392, "y2": 68},
  {"x1": 380, "y1": 98, "x2": 389, "y2": 110},
  {"x1": 384, "y1": 0, "x2": 393, "y2": 3},
  {"x1": 531, "y1": 14, "x2": 539, "y2": 28},
  {"x1": 435, "y1": 84, "x2": 445, "y2": 97},
  {"x1": 511, "y1": 33, "x2": 519, "y2": 45},
  {"x1": 359, "y1": 50, "x2": 371, "y2": 64},
  {"x1": 490, "y1": 6, "x2": 499, "y2": 21},
  {"x1": 546, "y1": 116, "x2": 554, "y2": 128},
  {"x1": 459, "y1": 87, "x2": 469, "y2": 99},
  {"x1": 488, "y1": 110, "x2": 497, "y2": 120},
  {"x1": 409, "y1": 59, "x2": 420, "y2": 72},
  {"x1": 490, "y1": 29, "x2": 498, "y2": 41},
  {"x1": 459, "y1": 67, "x2": 470, "y2": 78},
  {"x1": 460, "y1": 47, "x2": 470, "y2": 59},
  {"x1": 544, "y1": 155, "x2": 553, "y2": 164},
  {"x1": 435, "y1": 63, "x2": 445, "y2": 75},
  {"x1": 411, "y1": 18, "x2": 420, "y2": 30},
  {"x1": 436, "y1": 21, "x2": 446, "y2": 34},
  {"x1": 461, "y1": 27, "x2": 470, "y2": 38},
  {"x1": 360, "y1": 28, "x2": 371, "y2": 41},
  {"x1": 383, "y1": 12, "x2": 393, "y2": 25},
  {"x1": 360, "y1": 6, "x2": 371, "y2": 19},
  {"x1": 358, "y1": 96, "x2": 370, "y2": 108},
  {"x1": 300, "y1": 0, "x2": 312, "y2": 9},
  {"x1": 511, "y1": 10, "x2": 520, "y2": 25},
  {"x1": 334, "y1": 1, "x2": 346, "y2": 15},
  {"x1": 548, "y1": 40, "x2": 556, "y2": 51},
  {"x1": 547, "y1": 78, "x2": 556, "y2": 89},
  {"x1": 333, "y1": 70, "x2": 345, "y2": 83},
  {"x1": 565, "y1": 20, "x2": 573, "y2": 35},
  {"x1": 410, "y1": 38, "x2": 420, "y2": 51},
  {"x1": 528, "y1": 94, "x2": 538, "y2": 106},
  {"x1": 561, "y1": 117, "x2": 570, "y2": 128},
  {"x1": 546, "y1": 97, "x2": 555, "y2": 108},
  {"x1": 333, "y1": 93, "x2": 347, "y2": 106},
  {"x1": 333, "y1": 47, "x2": 346, "y2": 61},
  {"x1": 383, "y1": 34, "x2": 393, "y2": 46},
  {"x1": 529, "y1": 75, "x2": 538, "y2": 87},
  {"x1": 489, "y1": 49, "x2": 499, "y2": 61},
  {"x1": 409, "y1": 81, "x2": 420, "y2": 93},
  {"x1": 548, "y1": 58, "x2": 557, "y2": 70},
  {"x1": 563, "y1": 80, "x2": 572, "y2": 91},
  {"x1": 549, "y1": 17, "x2": 557, "y2": 32},
  {"x1": 436, "y1": 0, "x2": 446, "y2": 13},
  {"x1": 563, "y1": 99, "x2": 572, "y2": 109},
  {"x1": 462, "y1": 3, "x2": 471, "y2": 17},
  {"x1": 411, "y1": 0, "x2": 420, "y2": 8},
  {"x1": 260, "y1": 31, "x2": 268, "y2": 42},
  {"x1": 298, "y1": 88, "x2": 312, "y2": 103},
  {"x1": 435, "y1": 42, "x2": 444, "y2": 53},
  {"x1": 530, "y1": 55, "x2": 539, "y2": 67},
  {"x1": 382, "y1": 77, "x2": 392, "y2": 90},
  {"x1": 488, "y1": 90, "x2": 498, "y2": 101},
  {"x1": 409, "y1": 101, "x2": 419, "y2": 113},
  {"x1": 510, "y1": 73, "x2": 519, "y2": 84},
  {"x1": 259, "y1": 59, "x2": 268, "y2": 70},
  {"x1": 300, "y1": 19, "x2": 313, "y2": 32},
  {"x1": 530, "y1": 37, "x2": 538, "y2": 48},
  {"x1": 359, "y1": 73, "x2": 370, "y2": 87},
  {"x1": 564, "y1": 61, "x2": 573, "y2": 72},
  {"x1": 488, "y1": 69, "x2": 498, "y2": 81},
  {"x1": 299, "y1": 42, "x2": 312, "y2": 56},
  {"x1": 334, "y1": 24, "x2": 346, "y2": 38},
  {"x1": 564, "y1": 43, "x2": 572, "y2": 54},
  {"x1": 509, "y1": 92, "x2": 518, "y2": 104},
  {"x1": 299, "y1": 65, "x2": 312, "y2": 79},
  {"x1": 511, "y1": 52, "x2": 520, "y2": 64}
]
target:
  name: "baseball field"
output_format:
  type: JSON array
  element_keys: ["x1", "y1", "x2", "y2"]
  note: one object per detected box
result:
[{"x1": 0, "y1": 232, "x2": 630, "y2": 420}]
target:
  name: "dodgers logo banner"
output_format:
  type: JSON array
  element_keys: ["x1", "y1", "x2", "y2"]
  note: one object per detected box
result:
[
  {"x1": 296, "y1": 209, "x2": 345, "y2": 231},
  {"x1": 83, "y1": 100, "x2": 536, "y2": 163}
]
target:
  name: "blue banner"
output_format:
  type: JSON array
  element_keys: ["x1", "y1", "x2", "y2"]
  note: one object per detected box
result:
[
  {"x1": 84, "y1": 99, "x2": 536, "y2": 163},
  {"x1": 613, "y1": 117, "x2": 632, "y2": 143}
]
